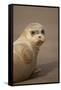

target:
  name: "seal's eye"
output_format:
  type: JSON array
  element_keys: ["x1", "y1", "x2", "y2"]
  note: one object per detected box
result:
[
  {"x1": 31, "y1": 31, "x2": 35, "y2": 35},
  {"x1": 41, "y1": 29, "x2": 45, "y2": 34}
]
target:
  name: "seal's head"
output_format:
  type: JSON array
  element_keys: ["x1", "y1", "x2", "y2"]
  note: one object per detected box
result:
[{"x1": 21, "y1": 23, "x2": 45, "y2": 47}]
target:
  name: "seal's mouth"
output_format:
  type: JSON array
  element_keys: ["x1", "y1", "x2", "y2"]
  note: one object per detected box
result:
[{"x1": 36, "y1": 40, "x2": 44, "y2": 46}]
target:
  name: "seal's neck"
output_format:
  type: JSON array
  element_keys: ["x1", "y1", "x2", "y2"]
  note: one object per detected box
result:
[
  {"x1": 16, "y1": 36, "x2": 40, "y2": 54},
  {"x1": 32, "y1": 44, "x2": 40, "y2": 54}
]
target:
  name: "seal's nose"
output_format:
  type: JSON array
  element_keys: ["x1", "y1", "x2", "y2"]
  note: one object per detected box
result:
[{"x1": 39, "y1": 36, "x2": 41, "y2": 38}]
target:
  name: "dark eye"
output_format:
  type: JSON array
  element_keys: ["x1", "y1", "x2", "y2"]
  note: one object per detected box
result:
[
  {"x1": 31, "y1": 31, "x2": 35, "y2": 35},
  {"x1": 41, "y1": 29, "x2": 45, "y2": 34}
]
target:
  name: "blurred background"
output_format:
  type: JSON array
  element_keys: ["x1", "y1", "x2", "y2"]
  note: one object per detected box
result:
[{"x1": 13, "y1": 5, "x2": 59, "y2": 84}]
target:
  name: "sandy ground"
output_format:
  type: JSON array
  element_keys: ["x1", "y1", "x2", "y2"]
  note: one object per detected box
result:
[{"x1": 14, "y1": 59, "x2": 58, "y2": 85}]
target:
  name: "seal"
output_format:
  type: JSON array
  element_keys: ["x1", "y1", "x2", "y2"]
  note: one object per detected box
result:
[{"x1": 13, "y1": 23, "x2": 45, "y2": 83}]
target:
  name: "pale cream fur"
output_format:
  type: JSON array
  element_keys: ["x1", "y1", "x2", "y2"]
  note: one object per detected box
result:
[{"x1": 13, "y1": 23, "x2": 45, "y2": 83}]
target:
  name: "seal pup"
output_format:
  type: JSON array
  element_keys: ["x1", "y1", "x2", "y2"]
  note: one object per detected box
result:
[{"x1": 13, "y1": 23, "x2": 45, "y2": 83}]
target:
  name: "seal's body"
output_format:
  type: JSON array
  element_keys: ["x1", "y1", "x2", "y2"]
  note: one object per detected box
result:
[{"x1": 13, "y1": 23, "x2": 45, "y2": 83}]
